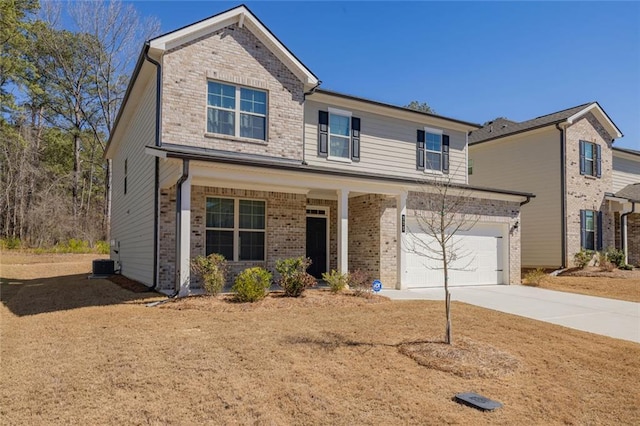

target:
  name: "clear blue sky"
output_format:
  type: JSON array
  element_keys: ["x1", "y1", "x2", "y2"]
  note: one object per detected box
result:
[{"x1": 126, "y1": 1, "x2": 639, "y2": 149}]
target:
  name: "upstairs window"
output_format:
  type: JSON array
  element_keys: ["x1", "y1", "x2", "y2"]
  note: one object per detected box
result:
[
  {"x1": 317, "y1": 108, "x2": 360, "y2": 162},
  {"x1": 329, "y1": 112, "x2": 351, "y2": 159},
  {"x1": 207, "y1": 82, "x2": 267, "y2": 141},
  {"x1": 416, "y1": 128, "x2": 449, "y2": 173},
  {"x1": 579, "y1": 140, "x2": 601, "y2": 178}
]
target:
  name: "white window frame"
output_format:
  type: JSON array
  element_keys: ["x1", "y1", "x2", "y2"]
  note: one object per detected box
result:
[
  {"x1": 583, "y1": 141, "x2": 595, "y2": 177},
  {"x1": 424, "y1": 126, "x2": 443, "y2": 173},
  {"x1": 206, "y1": 81, "x2": 268, "y2": 141},
  {"x1": 205, "y1": 196, "x2": 267, "y2": 261},
  {"x1": 583, "y1": 209, "x2": 595, "y2": 251},
  {"x1": 327, "y1": 107, "x2": 352, "y2": 162}
]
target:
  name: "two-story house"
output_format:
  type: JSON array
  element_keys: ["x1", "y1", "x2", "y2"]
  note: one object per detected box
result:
[
  {"x1": 468, "y1": 103, "x2": 632, "y2": 269},
  {"x1": 105, "y1": 5, "x2": 532, "y2": 296}
]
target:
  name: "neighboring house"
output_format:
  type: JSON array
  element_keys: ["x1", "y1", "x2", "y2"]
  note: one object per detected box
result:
[
  {"x1": 468, "y1": 103, "x2": 630, "y2": 268},
  {"x1": 105, "y1": 5, "x2": 532, "y2": 295},
  {"x1": 611, "y1": 147, "x2": 640, "y2": 266}
]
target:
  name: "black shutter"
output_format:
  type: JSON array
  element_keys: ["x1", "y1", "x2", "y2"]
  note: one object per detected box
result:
[
  {"x1": 580, "y1": 210, "x2": 586, "y2": 249},
  {"x1": 442, "y1": 134, "x2": 450, "y2": 174},
  {"x1": 595, "y1": 144, "x2": 602, "y2": 178},
  {"x1": 596, "y1": 211, "x2": 603, "y2": 251},
  {"x1": 318, "y1": 111, "x2": 328, "y2": 157},
  {"x1": 416, "y1": 130, "x2": 425, "y2": 170},
  {"x1": 351, "y1": 117, "x2": 360, "y2": 162},
  {"x1": 579, "y1": 140, "x2": 586, "y2": 175}
]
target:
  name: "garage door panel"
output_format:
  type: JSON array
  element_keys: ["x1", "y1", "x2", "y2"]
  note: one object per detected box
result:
[{"x1": 405, "y1": 221, "x2": 504, "y2": 288}]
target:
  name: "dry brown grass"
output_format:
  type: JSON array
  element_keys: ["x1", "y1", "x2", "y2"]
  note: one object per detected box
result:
[
  {"x1": 540, "y1": 275, "x2": 640, "y2": 302},
  {"x1": 2, "y1": 253, "x2": 640, "y2": 425}
]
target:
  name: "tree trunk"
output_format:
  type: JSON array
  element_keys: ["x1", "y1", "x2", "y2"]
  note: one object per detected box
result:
[{"x1": 72, "y1": 131, "x2": 80, "y2": 218}]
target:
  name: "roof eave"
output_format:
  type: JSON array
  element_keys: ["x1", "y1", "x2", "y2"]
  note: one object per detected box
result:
[{"x1": 566, "y1": 102, "x2": 623, "y2": 139}]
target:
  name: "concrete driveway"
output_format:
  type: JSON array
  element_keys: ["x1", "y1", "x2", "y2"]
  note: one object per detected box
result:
[{"x1": 380, "y1": 285, "x2": 640, "y2": 343}]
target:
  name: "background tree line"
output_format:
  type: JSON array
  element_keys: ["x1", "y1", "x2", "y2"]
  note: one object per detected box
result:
[{"x1": 0, "y1": 0, "x2": 158, "y2": 248}]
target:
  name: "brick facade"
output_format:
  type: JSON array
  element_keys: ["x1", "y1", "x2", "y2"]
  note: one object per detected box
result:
[
  {"x1": 161, "y1": 24, "x2": 305, "y2": 159},
  {"x1": 565, "y1": 113, "x2": 614, "y2": 266},
  {"x1": 616, "y1": 212, "x2": 640, "y2": 266}
]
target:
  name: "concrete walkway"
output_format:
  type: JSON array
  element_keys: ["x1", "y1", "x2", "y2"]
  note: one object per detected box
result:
[{"x1": 380, "y1": 285, "x2": 640, "y2": 344}]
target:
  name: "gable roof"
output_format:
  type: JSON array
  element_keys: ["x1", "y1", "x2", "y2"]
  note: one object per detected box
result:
[
  {"x1": 469, "y1": 102, "x2": 623, "y2": 145},
  {"x1": 613, "y1": 146, "x2": 640, "y2": 157},
  {"x1": 148, "y1": 4, "x2": 318, "y2": 87}
]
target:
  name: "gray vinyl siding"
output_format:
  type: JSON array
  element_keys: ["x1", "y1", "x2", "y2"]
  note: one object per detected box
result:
[
  {"x1": 110, "y1": 77, "x2": 157, "y2": 285},
  {"x1": 612, "y1": 153, "x2": 640, "y2": 192},
  {"x1": 469, "y1": 128, "x2": 562, "y2": 267},
  {"x1": 304, "y1": 100, "x2": 468, "y2": 185}
]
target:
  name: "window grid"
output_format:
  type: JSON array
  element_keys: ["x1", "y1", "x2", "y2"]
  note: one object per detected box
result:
[
  {"x1": 584, "y1": 210, "x2": 595, "y2": 250},
  {"x1": 205, "y1": 197, "x2": 266, "y2": 261},
  {"x1": 584, "y1": 142, "x2": 595, "y2": 176},
  {"x1": 425, "y1": 132, "x2": 442, "y2": 171},
  {"x1": 329, "y1": 112, "x2": 350, "y2": 159},
  {"x1": 207, "y1": 81, "x2": 267, "y2": 141}
]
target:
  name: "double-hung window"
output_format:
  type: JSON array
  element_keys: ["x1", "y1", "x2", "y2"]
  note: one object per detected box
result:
[
  {"x1": 207, "y1": 81, "x2": 267, "y2": 141},
  {"x1": 329, "y1": 110, "x2": 351, "y2": 159},
  {"x1": 579, "y1": 140, "x2": 601, "y2": 178},
  {"x1": 317, "y1": 109, "x2": 361, "y2": 161},
  {"x1": 416, "y1": 127, "x2": 449, "y2": 173},
  {"x1": 206, "y1": 197, "x2": 266, "y2": 261},
  {"x1": 580, "y1": 209, "x2": 603, "y2": 251}
]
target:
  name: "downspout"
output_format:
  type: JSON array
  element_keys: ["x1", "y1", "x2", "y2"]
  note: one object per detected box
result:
[
  {"x1": 556, "y1": 124, "x2": 567, "y2": 268},
  {"x1": 520, "y1": 195, "x2": 532, "y2": 207},
  {"x1": 620, "y1": 202, "x2": 636, "y2": 265},
  {"x1": 301, "y1": 81, "x2": 322, "y2": 165},
  {"x1": 143, "y1": 43, "x2": 162, "y2": 290},
  {"x1": 173, "y1": 159, "x2": 190, "y2": 297}
]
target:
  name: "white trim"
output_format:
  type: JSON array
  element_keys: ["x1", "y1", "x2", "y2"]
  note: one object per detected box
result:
[
  {"x1": 423, "y1": 126, "x2": 443, "y2": 135},
  {"x1": 149, "y1": 6, "x2": 318, "y2": 87},
  {"x1": 566, "y1": 103, "x2": 623, "y2": 139},
  {"x1": 306, "y1": 205, "x2": 331, "y2": 275},
  {"x1": 327, "y1": 156, "x2": 352, "y2": 164},
  {"x1": 328, "y1": 107, "x2": 352, "y2": 117},
  {"x1": 337, "y1": 189, "x2": 349, "y2": 273}
]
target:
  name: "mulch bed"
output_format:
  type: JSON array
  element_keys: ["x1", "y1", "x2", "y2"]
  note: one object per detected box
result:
[{"x1": 108, "y1": 274, "x2": 156, "y2": 293}]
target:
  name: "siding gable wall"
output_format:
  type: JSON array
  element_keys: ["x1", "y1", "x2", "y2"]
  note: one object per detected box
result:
[{"x1": 110, "y1": 77, "x2": 157, "y2": 285}]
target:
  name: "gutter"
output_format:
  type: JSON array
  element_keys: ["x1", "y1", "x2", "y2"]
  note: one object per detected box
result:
[
  {"x1": 173, "y1": 159, "x2": 190, "y2": 297},
  {"x1": 620, "y1": 202, "x2": 636, "y2": 265},
  {"x1": 556, "y1": 124, "x2": 567, "y2": 268},
  {"x1": 301, "y1": 81, "x2": 322, "y2": 165},
  {"x1": 143, "y1": 43, "x2": 162, "y2": 290}
]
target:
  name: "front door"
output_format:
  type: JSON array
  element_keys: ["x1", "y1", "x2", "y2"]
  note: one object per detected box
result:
[{"x1": 306, "y1": 216, "x2": 327, "y2": 278}]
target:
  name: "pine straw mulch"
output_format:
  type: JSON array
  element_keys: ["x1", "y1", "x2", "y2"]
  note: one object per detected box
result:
[
  {"x1": 398, "y1": 337, "x2": 522, "y2": 379},
  {"x1": 558, "y1": 266, "x2": 640, "y2": 279},
  {"x1": 160, "y1": 289, "x2": 389, "y2": 312}
]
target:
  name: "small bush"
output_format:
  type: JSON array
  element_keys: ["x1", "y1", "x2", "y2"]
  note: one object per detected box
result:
[
  {"x1": 574, "y1": 249, "x2": 594, "y2": 269},
  {"x1": 276, "y1": 257, "x2": 316, "y2": 297},
  {"x1": 232, "y1": 267, "x2": 272, "y2": 302},
  {"x1": 0, "y1": 237, "x2": 21, "y2": 250},
  {"x1": 94, "y1": 240, "x2": 110, "y2": 255},
  {"x1": 349, "y1": 269, "x2": 372, "y2": 297},
  {"x1": 322, "y1": 269, "x2": 348, "y2": 293},
  {"x1": 619, "y1": 264, "x2": 633, "y2": 271},
  {"x1": 523, "y1": 268, "x2": 546, "y2": 287},
  {"x1": 191, "y1": 253, "x2": 228, "y2": 295},
  {"x1": 604, "y1": 247, "x2": 625, "y2": 268}
]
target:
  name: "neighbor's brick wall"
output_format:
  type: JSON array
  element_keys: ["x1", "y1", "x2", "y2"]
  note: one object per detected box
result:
[
  {"x1": 161, "y1": 24, "x2": 305, "y2": 159},
  {"x1": 565, "y1": 113, "x2": 614, "y2": 266},
  {"x1": 407, "y1": 192, "x2": 522, "y2": 285},
  {"x1": 158, "y1": 185, "x2": 306, "y2": 290},
  {"x1": 629, "y1": 214, "x2": 640, "y2": 266}
]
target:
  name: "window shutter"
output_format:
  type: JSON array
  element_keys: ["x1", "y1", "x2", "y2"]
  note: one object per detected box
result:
[
  {"x1": 318, "y1": 111, "x2": 329, "y2": 157},
  {"x1": 595, "y1": 144, "x2": 602, "y2": 178},
  {"x1": 579, "y1": 141, "x2": 586, "y2": 175},
  {"x1": 416, "y1": 130, "x2": 425, "y2": 170},
  {"x1": 580, "y1": 210, "x2": 586, "y2": 249},
  {"x1": 596, "y1": 211, "x2": 603, "y2": 251},
  {"x1": 442, "y1": 134, "x2": 450, "y2": 174},
  {"x1": 351, "y1": 117, "x2": 361, "y2": 162}
]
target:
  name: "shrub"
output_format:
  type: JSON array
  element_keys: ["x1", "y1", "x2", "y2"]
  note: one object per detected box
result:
[
  {"x1": 604, "y1": 247, "x2": 625, "y2": 268},
  {"x1": 322, "y1": 269, "x2": 348, "y2": 293},
  {"x1": 94, "y1": 240, "x2": 110, "y2": 255},
  {"x1": 523, "y1": 268, "x2": 546, "y2": 287},
  {"x1": 349, "y1": 269, "x2": 372, "y2": 297},
  {"x1": 0, "y1": 237, "x2": 21, "y2": 250},
  {"x1": 619, "y1": 264, "x2": 633, "y2": 271},
  {"x1": 574, "y1": 249, "x2": 594, "y2": 269},
  {"x1": 191, "y1": 253, "x2": 228, "y2": 295},
  {"x1": 232, "y1": 267, "x2": 272, "y2": 302},
  {"x1": 276, "y1": 257, "x2": 316, "y2": 297}
]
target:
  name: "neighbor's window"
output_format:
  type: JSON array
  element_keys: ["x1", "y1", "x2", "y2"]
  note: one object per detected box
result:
[
  {"x1": 468, "y1": 159, "x2": 474, "y2": 175},
  {"x1": 207, "y1": 82, "x2": 267, "y2": 141},
  {"x1": 425, "y1": 132, "x2": 442, "y2": 171},
  {"x1": 579, "y1": 140, "x2": 601, "y2": 177},
  {"x1": 329, "y1": 112, "x2": 350, "y2": 158},
  {"x1": 583, "y1": 141, "x2": 594, "y2": 176},
  {"x1": 206, "y1": 197, "x2": 266, "y2": 261}
]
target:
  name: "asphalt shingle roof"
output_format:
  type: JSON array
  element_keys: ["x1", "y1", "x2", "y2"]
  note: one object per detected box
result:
[
  {"x1": 616, "y1": 183, "x2": 640, "y2": 203},
  {"x1": 469, "y1": 102, "x2": 593, "y2": 144}
]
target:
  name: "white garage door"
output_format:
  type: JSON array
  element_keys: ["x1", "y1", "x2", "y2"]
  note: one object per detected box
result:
[{"x1": 405, "y1": 221, "x2": 505, "y2": 288}]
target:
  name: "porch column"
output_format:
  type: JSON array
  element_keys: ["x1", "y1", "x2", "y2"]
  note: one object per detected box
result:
[
  {"x1": 397, "y1": 191, "x2": 407, "y2": 289},
  {"x1": 337, "y1": 189, "x2": 349, "y2": 273},
  {"x1": 177, "y1": 174, "x2": 192, "y2": 297}
]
